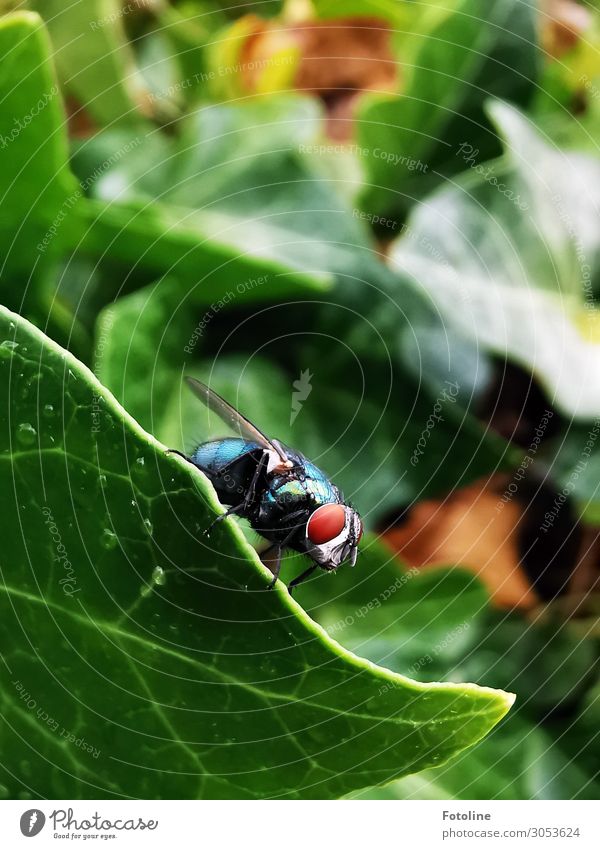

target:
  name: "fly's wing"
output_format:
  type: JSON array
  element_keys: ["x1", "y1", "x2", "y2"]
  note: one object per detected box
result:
[{"x1": 185, "y1": 377, "x2": 289, "y2": 462}]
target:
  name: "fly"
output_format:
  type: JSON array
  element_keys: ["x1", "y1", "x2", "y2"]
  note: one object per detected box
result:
[{"x1": 169, "y1": 377, "x2": 363, "y2": 593}]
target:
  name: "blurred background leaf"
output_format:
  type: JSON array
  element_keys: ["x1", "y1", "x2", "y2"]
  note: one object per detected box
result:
[
  {"x1": 390, "y1": 100, "x2": 600, "y2": 419},
  {"x1": 356, "y1": 0, "x2": 540, "y2": 218},
  {"x1": 0, "y1": 12, "x2": 80, "y2": 282}
]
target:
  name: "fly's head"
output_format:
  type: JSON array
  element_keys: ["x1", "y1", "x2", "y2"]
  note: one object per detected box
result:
[{"x1": 304, "y1": 503, "x2": 363, "y2": 571}]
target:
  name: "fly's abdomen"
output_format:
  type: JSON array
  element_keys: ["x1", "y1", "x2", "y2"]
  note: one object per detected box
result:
[
  {"x1": 191, "y1": 438, "x2": 263, "y2": 505},
  {"x1": 191, "y1": 438, "x2": 261, "y2": 475}
]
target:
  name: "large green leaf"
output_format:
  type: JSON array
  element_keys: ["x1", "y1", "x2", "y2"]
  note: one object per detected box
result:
[
  {"x1": 64, "y1": 100, "x2": 337, "y2": 338},
  {"x1": 390, "y1": 100, "x2": 600, "y2": 419},
  {"x1": 357, "y1": 0, "x2": 539, "y2": 217},
  {"x1": 0, "y1": 12, "x2": 79, "y2": 281},
  {"x1": 0, "y1": 305, "x2": 513, "y2": 799},
  {"x1": 30, "y1": 0, "x2": 150, "y2": 126},
  {"x1": 353, "y1": 717, "x2": 600, "y2": 800}
]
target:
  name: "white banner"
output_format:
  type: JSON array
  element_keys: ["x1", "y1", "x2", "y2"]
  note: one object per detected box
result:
[{"x1": 0, "y1": 800, "x2": 598, "y2": 849}]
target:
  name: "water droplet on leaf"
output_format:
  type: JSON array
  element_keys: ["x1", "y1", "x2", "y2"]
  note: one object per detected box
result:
[
  {"x1": 16, "y1": 422, "x2": 36, "y2": 446},
  {"x1": 101, "y1": 529, "x2": 118, "y2": 550},
  {"x1": 152, "y1": 566, "x2": 166, "y2": 586},
  {"x1": 0, "y1": 340, "x2": 18, "y2": 359}
]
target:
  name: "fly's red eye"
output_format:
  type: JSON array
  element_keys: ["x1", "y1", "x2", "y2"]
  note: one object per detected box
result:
[{"x1": 307, "y1": 504, "x2": 346, "y2": 545}]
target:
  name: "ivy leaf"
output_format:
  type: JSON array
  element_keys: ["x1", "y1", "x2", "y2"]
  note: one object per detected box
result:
[
  {"x1": 0, "y1": 11, "x2": 80, "y2": 282},
  {"x1": 0, "y1": 305, "x2": 513, "y2": 799},
  {"x1": 30, "y1": 0, "x2": 150, "y2": 126},
  {"x1": 353, "y1": 716, "x2": 600, "y2": 800},
  {"x1": 71, "y1": 96, "x2": 364, "y2": 291},
  {"x1": 390, "y1": 100, "x2": 600, "y2": 419},
  {"x1": 357, "y1": 0, "x2": 539, "y2": 216}
]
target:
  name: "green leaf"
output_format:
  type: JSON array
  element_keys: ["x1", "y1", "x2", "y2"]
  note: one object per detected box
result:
[
  {"x1": 294, "y1": 538, "x2": 490, "y2": 681},
  {"x1": 94, "y1": 278, "x2": 192, "y2": 434},
  {"x1": 353, "y1": 717, "x2": 600, "y2": 800},
  {"x1": 30, "y1": 0, "x2": 150, "y2": 126},
  {"x1": 71, "y1": 96, "x2": 370, "y2": 289},
  {"x1": 357, "y1": 0, "x2": 539, "y2": 216},
  {"x1": 312, "y1": 0, "x2": 413, "y2": 26},
  {"x1": 0, "y1": 305, "x2": 513, "y2": 799},
  {"x1": 0, "y1": 12, "x2": 79, "y2": 281},
  {"x1": 549, "y1": 421, "x2": 600, "y2": 524},
  {"x1": 305, "y1": 542, "x2": 598, "y2": 801},
  {"x1": 390, "y1": 100, "x2": 600, "y2": 419}
]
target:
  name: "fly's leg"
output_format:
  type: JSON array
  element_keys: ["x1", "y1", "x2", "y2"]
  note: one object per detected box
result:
[
  {"x1": 263, "y1": 522, "x2": 304, "y2": 590},
  {"x1": 203, "y1": 451, "x2": 268, "y2": 537},
  {"x1": 267, "y1": 549, "x2": 282, "y2": 590},
  {"x1": 203, "y1": 501, "x2": 249, "y2": 537},
  {"x1": 260, "y1": 509, "x2": 307, "y2": 546},
  {"x1": 288, "y1": 564, "x2": 319, "y2": 595}
]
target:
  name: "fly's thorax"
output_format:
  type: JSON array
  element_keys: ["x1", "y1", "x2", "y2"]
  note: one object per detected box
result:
[{"x1": 257, "y1": 477, "x2": 310, "y2": 524}]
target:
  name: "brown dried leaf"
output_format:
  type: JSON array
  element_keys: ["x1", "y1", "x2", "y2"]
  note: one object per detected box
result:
[
  {"x1": 541, "y1": 0, "x2": 592, "y2": 58},
  {"x1": 240, "y1": 16, "x2": 398, "y2": 139},
  {"x1": 383, "y1": 479, "x2": 539, "y2": 611}
]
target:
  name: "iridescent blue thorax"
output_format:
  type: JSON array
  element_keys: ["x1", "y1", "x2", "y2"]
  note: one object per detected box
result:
[{"x1": 264, "y1": 447, "x2": 341, "y2": 510}]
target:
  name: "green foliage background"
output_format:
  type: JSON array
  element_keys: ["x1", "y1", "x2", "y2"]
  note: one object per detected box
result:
[{"x1": 0, "y1": 0, "x2": 599, "y2": 800}]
